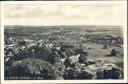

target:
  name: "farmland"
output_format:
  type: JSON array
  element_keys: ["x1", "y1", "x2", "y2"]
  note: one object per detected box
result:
[{"x1": 4, "y1": 25, "x2": 123, "y2": 80}]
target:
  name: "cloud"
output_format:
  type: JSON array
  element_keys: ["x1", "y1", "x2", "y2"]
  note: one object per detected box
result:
[{"x1": 4, "y1": 3, "x2": 124, "y2": 25}]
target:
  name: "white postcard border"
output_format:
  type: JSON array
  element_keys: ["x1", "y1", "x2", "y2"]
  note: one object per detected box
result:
[{"x1": 1, "y1": 1, "x2": 127, "y2": 83}]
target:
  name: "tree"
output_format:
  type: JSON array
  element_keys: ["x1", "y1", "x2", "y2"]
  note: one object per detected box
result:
[
  {"x1": 110, "y1": 67, "x2": 121, "y2": 79},
  {"x1": 64, "y1": 57, "x2": 72, "y2": 67},
  {"x1": 64, "y1": 68, "x2": 78, "y2": 79},
  {"x1": 48, "y1": 52, "x2": 61, "y2": 64},
  {"x1": 111, "y1": 48, "x2": 116, "y2": 56},
  {"x1": 102, "y1": 44, "x2": 107, "y2": 49},
  {"x1": 77, "y1": 70, "x2": 94, "y2": 79},
  {"x1": 78, "y1": 54, "x2": 88, "y2": 65},
  {"x1": 59, "y1": 51, "x2": 66, "y2": 58},
  {"x1": 96, "y1": 69, "x2": 104, "y2": 79},
  {"x1": 5, "y1": 58, "x2": 61, "y2": 80}
]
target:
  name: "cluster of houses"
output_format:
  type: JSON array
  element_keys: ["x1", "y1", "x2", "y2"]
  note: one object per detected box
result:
[{"x1": 4, "y1": 27, "x2": 123, "y2": 79}]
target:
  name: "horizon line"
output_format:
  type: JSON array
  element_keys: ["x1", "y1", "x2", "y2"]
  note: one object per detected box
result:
[{"x1": 4, "y1": 24, "x2": 122, "y2": 27}]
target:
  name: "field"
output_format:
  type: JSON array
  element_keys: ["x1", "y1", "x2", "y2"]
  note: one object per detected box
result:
[{"x1": 4, "y1": 25, "x2": 124, "y2": 80}]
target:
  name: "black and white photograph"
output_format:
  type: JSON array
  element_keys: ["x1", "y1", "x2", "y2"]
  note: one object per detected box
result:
[{"x1": 0, "y1": 1, "x2": 127, "y2": 83}]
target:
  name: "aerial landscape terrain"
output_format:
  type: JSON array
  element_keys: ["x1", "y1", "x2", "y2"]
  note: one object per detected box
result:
[{"x1": 4, "y1": 25, "x2": 124, "y2": 80}]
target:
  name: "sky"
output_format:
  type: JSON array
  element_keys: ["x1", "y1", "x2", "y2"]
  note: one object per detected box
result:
[{"x1": 3, "y1": 2, "x2": 124, "y2": 26}]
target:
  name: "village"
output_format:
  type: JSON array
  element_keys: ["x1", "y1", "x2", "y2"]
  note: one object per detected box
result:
[{"x1": 4, "y1": 25, "x2": 124, "y2": 80}]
